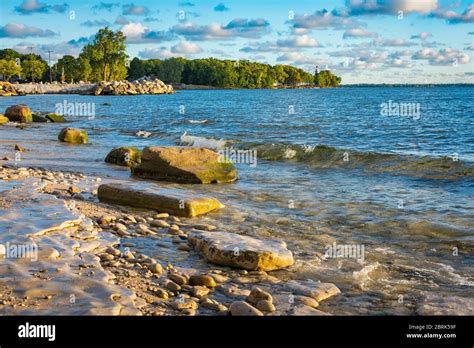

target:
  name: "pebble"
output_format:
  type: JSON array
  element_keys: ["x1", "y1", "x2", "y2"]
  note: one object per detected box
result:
[
  {"x1": 105, "y1": 247, "x2": 121, "y2": 256},
  {"x1": 68, "y1": 186, "x2": 80, "y2": 195},
  {"x1": 154, "y1": 288, "x2": 168, "y2": 299},
  {"x1": 210, "y1": 274, "x2": 229, "y2": 283},
  {"x1": 191, "y1": 286, "x2": 210, "y2": 298},
  {"x1": 154, "y1": 213, "x2": 169, "y2": 219},
  {"x1": 247, "y1": 287, "x2": 273, "y2": 305},
  {"x1": 164, "y1": 280, "x2": 181, "y2": 292},
  {"x1": 189, "y1": 275, "x2": 217, "y2": 288},
  {"x1": 229, "y1": 301, "x2": 263, "y2": 316},
  {"x1": 148, "y1": 263, "x2": 163, "y2": 275},
  {"x1": 168, "y1": 273, "x2": 187, "y2": 285},
  {"x1": 256, "y1": 299, "x2": 276, "y2": 312},
  {"x1": 97, "y1": 215, "x2": 116, "y2": 225},
  {"x1": 150, "y1": 219, "x2": 170, "y2": 228},
  {"x1": 177, "y1": 244, "x2": 191, "y2": 252}
]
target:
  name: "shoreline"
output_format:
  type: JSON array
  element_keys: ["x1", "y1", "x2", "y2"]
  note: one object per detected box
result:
[{"x1": 0, "y1": 163, "x2": 339, "y2": 316}]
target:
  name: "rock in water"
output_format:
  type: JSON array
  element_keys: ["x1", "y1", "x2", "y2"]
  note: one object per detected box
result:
[
  {"x1": 97, "y1": 183, "x2": 224, "y2": 217},
  {"x1": 5, "y1": 105, "x2": 32, "y2": 123},
  {"x1": 105, "y1": 147, "x2": 141, "y2": 167},
  {"x1": 132, "y1": 147, "x2": 237, "y2": 184},
  {"x1": 0, "y1": 114, "x2": 9, "y2": 125},
  {"x1": 188, "y1": 231, "x2": 294, "y2": 271},
  {"x1": 58, "y1": 127, "x2": 88, "y2": 144},
  {"x1": 45, "y1": 113, "x2": 66, "y2": 123}
]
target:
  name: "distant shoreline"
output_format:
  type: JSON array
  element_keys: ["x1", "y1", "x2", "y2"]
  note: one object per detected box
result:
[{"x1": 2, "y1": 81, "x2": 472, "y2": 97}]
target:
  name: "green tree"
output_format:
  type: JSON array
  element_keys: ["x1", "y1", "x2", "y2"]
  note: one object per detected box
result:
[
  {"x1": 53, "y1": 55, "x2": 81, "y2": 82},
  {"x1": 79, "y1": 28, "x2": 128, "y2": 82},
  {"x1": 0, "y1": 59, "x2": 22, "y2": 81},
  {"x1": 314, "y1": 70, "x2": 341, "y2": 87},
  {"x1": 21, "y1": 58, "x2": 46, "y2": 82}
]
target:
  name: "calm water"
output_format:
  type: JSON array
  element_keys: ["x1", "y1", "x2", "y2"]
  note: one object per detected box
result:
[{"x1": 1, "y1": 86, "x2": 473, "y2": 314}]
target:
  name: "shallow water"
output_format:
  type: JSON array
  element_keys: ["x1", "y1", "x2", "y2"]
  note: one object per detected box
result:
[{"x1": 0, "y1": 86, "x2": 473, "y2": 314}]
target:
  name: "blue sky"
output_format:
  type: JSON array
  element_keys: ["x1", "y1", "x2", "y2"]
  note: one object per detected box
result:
[{"x1": 0, "y1": 0, "x2": 473, "y2": 83}]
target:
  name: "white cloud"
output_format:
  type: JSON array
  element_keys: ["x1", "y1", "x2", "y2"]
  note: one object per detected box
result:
[
  {"x1": 343, "y1": 28, "x2": 377, "y2": 39},
  {"x1": 412, "y1": 47, "x2": 470, "y2": 65},
  {"x1": 171, "y1": 41, "x2": 203, "y2": 54}
]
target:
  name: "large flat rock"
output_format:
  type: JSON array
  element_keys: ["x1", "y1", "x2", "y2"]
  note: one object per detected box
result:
[
  {"x1": 97, "y1": 183, "x2": 224, "y2": 217},
  {"x1": 188, "y1": 231, "x2": 294, "y2": 271},
  {"x1": 131, "y1": 146, "x2": 237, "y2": 184}
]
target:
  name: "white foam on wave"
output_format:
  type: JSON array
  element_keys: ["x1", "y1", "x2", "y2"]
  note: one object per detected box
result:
[
  {"x1": 180, "y1": 131, "x2": 227, "y2": 150},
  {"x1": 136, "y1": 130, "x2": 152, "y2": 138},
  {"x1": 188, "y1": 119, "x2": 208, "y2": 124}
]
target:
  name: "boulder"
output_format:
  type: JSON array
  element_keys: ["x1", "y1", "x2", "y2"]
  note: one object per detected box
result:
[
  {"x1": 105, "y1": 147, "x2": 141, "y2": 167},
  {"x1": 0, "y1": 81, "x2": 19, "y2": 96},
  {"x1": 188, "y1": 231, "x2": 294, "y2": 271},
  {"x1": 97, "y1": 183, "x2": 224, "y2": 217},
  {"x1": 132, "y1": 146, "x2": 237, "y2": 184},
  {"x1": 45, "y1": 113, "x2": 66, "y2": 123},
  {"x1": 32, "y1": 113, "x2": 48, "y2": 122},
  {"x1": 0, "y1": 114, "x2": 9, "y2": 125},
  {"x1": 5, "y1": 104, "x2": 32, "y2": 123},
  {"x1": 58, "y1": 127, "x2": 88, "y2": 144}
]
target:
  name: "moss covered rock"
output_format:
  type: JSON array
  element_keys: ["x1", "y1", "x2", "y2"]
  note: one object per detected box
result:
[
  {"x1": 32, "y1": 113, "x2": 48, "y2": 123},
  {"x1": 131, "y1": 146, "x2": 237, "y2": 184},
  {"x1": 5, "y1": 104, "x2": 32, "y2": 123},
  {"x1": 0, "y1": 114, "x2": 9, "y2": 125},
  {"x1": 105, "y1": 147, "x2": 141, "y2": 167},
  {"x1": 58, "y1": 127, "x2": 88, "y2": 144},
  {"x1": 46, "y1": 113, "x2": 66, "y2": 123}
]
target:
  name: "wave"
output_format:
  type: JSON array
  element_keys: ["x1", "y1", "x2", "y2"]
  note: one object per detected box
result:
[
  {"x1": 179, "y1": 131, "x2": 227, "y2": 150},
  {"x1": 188, "y1": 119, "x2": 209, "y2": 124},
  {"x1": 238, "y1": 143, "x2": 474, "y2": 180}
]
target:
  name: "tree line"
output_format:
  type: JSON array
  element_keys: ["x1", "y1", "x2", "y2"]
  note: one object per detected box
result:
[{"x1": 0, "y1": 28, "x2": 341, "y2": 88}]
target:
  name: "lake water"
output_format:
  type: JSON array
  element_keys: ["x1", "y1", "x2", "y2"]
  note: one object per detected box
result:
[{"x1": 0, "y1": 86, "x2": 473, "y2": 314}]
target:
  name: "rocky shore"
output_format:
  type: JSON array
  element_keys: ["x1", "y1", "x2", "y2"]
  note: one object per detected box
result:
[
  {"x1": 0, "y1": 164, "x2": 340, "y2": 315},
  {"x1": 0, "y1": 102, "x2": 342, "y2": 315},
  {"x1": 0, "y1": 78, "x2": 174, "y2": 96}
]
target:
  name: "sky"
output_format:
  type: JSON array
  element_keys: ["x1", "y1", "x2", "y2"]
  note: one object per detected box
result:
[{"x1": 0, "y1": 0, "x2": 473, "y2": 84}]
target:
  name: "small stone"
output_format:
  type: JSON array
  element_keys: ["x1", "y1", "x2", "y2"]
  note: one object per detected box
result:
[
  {"x1": 98, "y1": 215, "x2": 116, "y2": 224},
  {"x1": 191, "y1": 286, "x2": 210, "y2": 298},
  {"x1": 148, "y1": 263, "x2": 163, "y2": 275},
  {"x1": 210, "y1": 274, "x2": 229, "y2": 283},
  {"x1": 164, "y1": 280, "x2": 181, "y2": 292},
  {"x1": 171, "y1": 299, "x2": 198, "y2": 311},
  {"x1": 189, "y1": 275, "x2": 217, "y2": 288},
  {"x1": 105, "y1": 247, "x2": 121, "y2": 256},
  {"x1": 256, "y1": 299, "x2": 275, "y2": 312},
  {"x1": 247, "y1": 287, "x2": 273, "y2": 305},
  {"x1": 154, "y1": 288, "x2": 168, "y2": 299},
  {"x1": 14, "y1": 144, "x2": 26, "y2": 152},
  {"x1": 168, "y1": 273, "x2": 187, "y2": 285},
  {"x1": 154, "y1": 213, "x2": 169, "y2": 219},
  {"x1": 151, "y1": 219, "x2": 170, "y2": 228},
  {"x1": 169, "y1": 224, "x2": 180, "y2": 232},
  {"x1": 229, "y1": 301, "x2": 263, "y2": 316},
  {"x1": 177, "y1": 244, "x2": 191, "y2": 252},
  {"x1": 114, "y1": 223, "x2": 127, "y2": 231},
  {"x1": 68, "y1": 186, "x2": 80, "y2": 195}
]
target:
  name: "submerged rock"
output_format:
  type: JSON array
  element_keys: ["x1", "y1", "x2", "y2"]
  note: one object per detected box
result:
[
  {"x1": 97, "y1": 183, "x2": 224, "y2": 217},
  {"x1": 5, "y1": 104, "x2": 32, "y2": 123},
  {"x1": 188, "y1": 231, "x2": 294, "y2": 271},
  {"x1": 45, "y1": 113, "x2": 66, "y2": 123},
  {"x1": 105, "y1": 147, "x2": 141, "y2": 167},
  {"x1": 417, "y1": 294, "x2": 474, "y2": 315},
  {"x1": 58, "y1": 127, "x2": 88, "y2": 144},
  {"x1": 132, "y1": 146, "x2": 237, "y2": 184},
  {"x1": 284, "y1": 280, "x2": 341, "y2": 302},
  {"x1": 32, "y1": 113, "x2": 48, "y2": 123}
]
